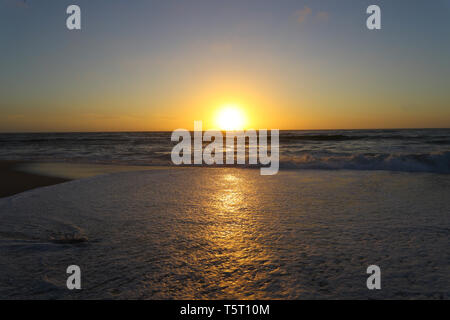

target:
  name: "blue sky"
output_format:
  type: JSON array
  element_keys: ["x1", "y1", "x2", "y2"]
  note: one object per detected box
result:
[{"x1": 0, "y1": 0, "x2": 449, "y2": 131}]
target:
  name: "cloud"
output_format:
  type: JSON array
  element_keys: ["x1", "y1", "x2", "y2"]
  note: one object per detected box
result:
[
  {"x1": 295, "y1": 7, "x2": 330, "y2": 25},
  {"x1": 295, "y1": 6, "x2": 312, "y2": 24},
  {"x1": 5, "y1": 0, "x2": 30, "y2": 9}
]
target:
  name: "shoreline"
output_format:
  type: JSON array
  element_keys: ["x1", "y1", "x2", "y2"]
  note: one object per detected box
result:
[
  {"x1": 0, "y1": 160, "x2": 173, "y2": 198},
  {"x1": 0, "y1": 160, "x2": 70, "y2": 198},
  {"x1": 1, "y1": 157, "x2": 448, "y2": 199}
]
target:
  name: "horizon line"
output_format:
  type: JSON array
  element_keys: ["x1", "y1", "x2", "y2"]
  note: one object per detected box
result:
[{"x1": 0, "y1": 127, "x2": 449, "y2": 134}]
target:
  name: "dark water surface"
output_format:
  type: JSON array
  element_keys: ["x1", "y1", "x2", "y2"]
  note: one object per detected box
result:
[{"x1": 1, "y1": 129, "x2": 449, "y2": 173}]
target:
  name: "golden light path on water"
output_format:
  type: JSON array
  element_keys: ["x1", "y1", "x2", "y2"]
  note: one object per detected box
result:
[
  {"x1": 0, "y1": 168, "x2": 448, "y2": 299},
  {"x1": 201, "y1": 172, "x2": 273, "y2": 298}
]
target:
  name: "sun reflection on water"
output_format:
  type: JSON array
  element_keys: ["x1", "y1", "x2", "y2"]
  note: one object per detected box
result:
[{"x1": 199, "y1": 171, "x2": 274, "y2": 298}]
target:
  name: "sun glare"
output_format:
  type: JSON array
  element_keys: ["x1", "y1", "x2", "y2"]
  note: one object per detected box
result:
[{"x1": 215, "y1": 105, "x2": 246, "y2": 131}]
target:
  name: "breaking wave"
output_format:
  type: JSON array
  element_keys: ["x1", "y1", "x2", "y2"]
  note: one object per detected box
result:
[
  {"x1": 1, "y1": 129, "x2": 449, "y2": 174},
  {"x1": 280, "y1": 151, "x2": 450, "y2": 173}
]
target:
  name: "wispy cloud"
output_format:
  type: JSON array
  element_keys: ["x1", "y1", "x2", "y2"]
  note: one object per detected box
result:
[
  {"x1": 295, "y1": 7, "x2": 330, "y2": 25},
  {"x1": 6, "y1": 0, "x2": 30, "y2": 9},
  {"x1": 295, "y1": 6, "x2": 312, "y2": 24}
]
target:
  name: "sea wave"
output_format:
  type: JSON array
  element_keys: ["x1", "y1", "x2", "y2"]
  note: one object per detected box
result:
[
  {"x1": 280, "y1": 133, "x2": 450, "y2": 143},
  {"x1": 279, "y1": 151, "x2": 450, "y2": 173},
  {"x1": 1, "y1": 130, "x2": 449, "y2": 174}
]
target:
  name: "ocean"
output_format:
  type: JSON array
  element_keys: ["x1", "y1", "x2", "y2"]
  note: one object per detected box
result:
[
  {"x1": 0, "y1": 129, "x2": 449, "y2": 299},
  {"x1": 0, "y1": 129, "x2": 449, "y2": 173}
]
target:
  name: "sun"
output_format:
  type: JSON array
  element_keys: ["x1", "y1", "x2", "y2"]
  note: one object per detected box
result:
[{"x1": 215, "y1": 104, "x2": 246, "y2": 131}]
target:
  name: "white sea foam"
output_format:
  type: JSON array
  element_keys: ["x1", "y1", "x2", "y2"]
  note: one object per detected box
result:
[
  {"x1": 279, "y1": 151, "x2": 450, "y2": 173},
  {"x1": 0, "y1": 168, "x2": 448, "y2": 299}
]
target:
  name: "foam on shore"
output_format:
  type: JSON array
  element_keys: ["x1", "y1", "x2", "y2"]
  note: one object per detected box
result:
[{"x1": 0, "y1": 168, "x2": 448, "y2": 299}]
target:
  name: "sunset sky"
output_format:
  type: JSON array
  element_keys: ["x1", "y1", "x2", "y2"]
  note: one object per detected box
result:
[{"x1": 1, "y1": 0, "x2": 449, "y2": 132}]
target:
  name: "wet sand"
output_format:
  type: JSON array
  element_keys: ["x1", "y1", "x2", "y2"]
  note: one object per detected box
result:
[
  {"x1": 0, "y1": 161, "x2": 170, "y2": 198},
  {"x1": 0, "y1": 161, "x2": 70, "y2": 198}
]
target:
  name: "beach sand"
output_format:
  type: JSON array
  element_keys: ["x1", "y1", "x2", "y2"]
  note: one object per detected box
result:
[
  {"x1": 0, "y1": 161, "x2": 168, "y2": 198},
  {"x1": 0, "y1": 161, "x2": 70, "y2": 198}
]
